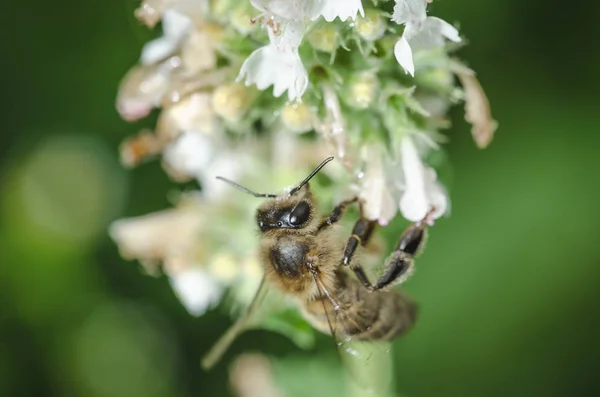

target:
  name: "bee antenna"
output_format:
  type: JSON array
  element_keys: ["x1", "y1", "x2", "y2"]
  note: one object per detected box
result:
[
  {"x1": 289, "y1": 157, "x2": 334, "y2": 195},
  {"x1": 215, "y1": 176, "x2": 278, "y2": 198}
]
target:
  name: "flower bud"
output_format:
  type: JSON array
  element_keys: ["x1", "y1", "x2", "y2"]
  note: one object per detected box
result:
[
  {"x1": 181, "y1": 32, "x2": 217, "y2": 74},
  {"x1": 230, "y1": 6, "x2": 255, "y2": 35},
  {"x1": 212, "y1": 83, "x2": 254, "y2": 122},
  {"x1": 355, "y1": 9, "x2": 386, "y2": 41},
  {"x1": 346, "y1": 73, "x2": 378, "y2": 109},
  {"x1": 416, "y1": 68, "x2": 454, "y2": 91},
  {"x1": 208, "y1": 252, "x2": 240, "y2": 283},
  {"x1": 135, "y1": 1, "x2": 163, "y2": 28},
  {"x1": 281, "y1": 103, "x2": 313, "y2": 133},
  {"x1": 308, "y1": 25, "x2": 338, "y2": 53}
]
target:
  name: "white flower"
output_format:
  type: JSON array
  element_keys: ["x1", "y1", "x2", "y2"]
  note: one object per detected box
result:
[
  {"x1": 162, "y1": 131, "x2": 214, "y2": 178},
  {"x1": 140, "y1": 10, "x2": 193, "y2": 65},
  {"x1": 358, "y1": 146, "x2": 398, "y2": 226},
  {"x1": 312, "y1": 0, "x2": 364, "y2": 22},
  {"x1": 408, "y1": 17, "x2": 461, "y2": 50},
  {"x1": 160, "y1": 92, "x2": 219, "y2": 138},
  {"x1": 398, "y1": 135, "x2": 448, "y2": 222},
  {"x1": 109, "y1": 198, "x2": 230, "y2": 316},
  {"x1": 250, "y1": 0, "x2": 323, "y2": 21},
  {"x1": 169, "y1": 268, "x2": 224, "y2": 316},
  {"x1": 162, "y1": 131, "x2": 256, "y2": 198},
  {"x1": 108, "y1": 201, "x2": 205, "y2": 273},
  {"x1": 237, "y1": 21, "x2": 308, "y2": 101},
  {"x1": 116, "y1": 57, "x2": 181, "y2": 122},
  {"x1": 135, "y1": 0, "x2": 209, "y2": 27},
  {"x1": 392, "y1": 0, "x2": 461, "y2": 76},
  {"x1": 199, "y1": 150, "x2": 254, "y2": 199},
  {"x1": 391, "y1": 0, "x2": 427, "y2": 26},
  {"x1": 314, "y1": 84, "x2": 350, "y2": 164}
]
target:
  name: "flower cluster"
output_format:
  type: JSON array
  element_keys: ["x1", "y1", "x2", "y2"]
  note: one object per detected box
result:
[{"x1": 111, "y1": 0, "x2": 496, "y2": 321}]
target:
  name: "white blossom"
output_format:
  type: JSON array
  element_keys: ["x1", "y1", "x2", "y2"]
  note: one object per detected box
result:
[
  {"x1": 250, "y1": 0, "x2": 323, "y2": 21},
  {"x1": 140, "y1": 10, "x2": 193, "y2": 65},
  {"x1": 169, "y1": 268, "x2": 224, "y2": 316},
  {"x1": 135, "y1": 0, "x2": 208, "y2": 27},
  {"x1": 392, "y1": 0, "x2": 461, "y2": 76},
  {"x1": 358, "y1": 146, "x2": 397, "y2": 226},
  {"x1": 160, "y1": 92, "x2": 219, "y2": 138},
  {"x1": 398, "y1": 135, "x2": 448, "y2": 222},
  {"x1": 391, "y1": 0, "x2": 427, "y2": 26},
  {"x1": 199, "y1": 150, "x2": 254, "y2": 199},
  {"x1": 314, "y1": 84, "x2": 350, "y2": 165},
  {"x1": 162, "y1": 131, "x2": 255, "y2": 198},
  {"x1": 116, "y1": 57, "x2": 180, "y2": 121},
  {"x1": 113, "y1": 0, "x2": 494, "y2": 324},
  {"x1": 312, "y1": 0, "x2": 364, "y2": 22},
  {"x1": 237, "y1": 21, "x2": 308, "y2": 101},
  {"x1": 109, "y1": 197, "x2": 230, "y2": 316},
  {"x1": 108, "y1": 201, "x2": 205, "y2": 273},
  {"x1": 162, "y1": 131, "x2": 214, "y2": 178}
]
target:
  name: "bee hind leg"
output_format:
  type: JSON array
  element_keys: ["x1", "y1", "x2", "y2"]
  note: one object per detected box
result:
[{"x1": 349, "y1": 214, "x2": 431, "y2": 291}]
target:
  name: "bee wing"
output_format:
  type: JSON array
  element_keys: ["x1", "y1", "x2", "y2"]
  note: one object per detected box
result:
[
  {"x1": 201, "y1": 276, "x2": 269, "y2": 371},
  {"x1": 312, "y1": 273, "x2": 394, "y2": 394}
]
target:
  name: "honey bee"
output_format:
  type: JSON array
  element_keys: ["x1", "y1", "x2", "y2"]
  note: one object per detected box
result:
[{"x1": 201, "y1": 157, "x2": 432, "y2": 373}]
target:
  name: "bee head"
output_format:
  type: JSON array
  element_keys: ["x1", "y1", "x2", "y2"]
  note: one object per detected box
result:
[
  {"x1": 216, "y1": 157, "x2": 334, "y2": 233},
  {"x1": 255, "y1": 185, "x2": 314, "y2": 232}
]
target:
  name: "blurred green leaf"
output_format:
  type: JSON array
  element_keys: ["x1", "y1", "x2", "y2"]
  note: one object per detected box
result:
[{"x1": 259, "y1": 309, "x2": 317, "y2": 350}]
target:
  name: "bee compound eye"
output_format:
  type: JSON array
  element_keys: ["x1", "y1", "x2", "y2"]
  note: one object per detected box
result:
[{"x1": 289, "y1": 201, "x2": 310, "y2": 226}]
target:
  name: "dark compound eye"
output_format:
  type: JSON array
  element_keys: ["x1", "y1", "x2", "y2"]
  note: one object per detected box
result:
[
  {"x1": 289, "y1": 201, "x2": 310, "y2": 226},
  {"x1": 277, "y1": 221, "x2": 283, "y2": 227}
]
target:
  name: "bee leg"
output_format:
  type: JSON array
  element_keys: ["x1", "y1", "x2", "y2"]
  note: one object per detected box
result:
[
  {"x1": 307, "y1": 257, "x2": 341, "y2": 312},
  {"x1": 317, "y1": 197, "x2": 359, "y2": 230},
  {"x1": 342, "y1": 218, "x2": 377, "y2": 266},
  {"x1": 373, "y1": 222, "x2": 427, "y2": 289},
  {"x1": 353, "y1": 219, "x2": 429, "y2": 290}
]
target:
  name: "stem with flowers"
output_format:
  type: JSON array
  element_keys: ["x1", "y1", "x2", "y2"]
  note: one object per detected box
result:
[{"x1": 110, "y1": 0, "x2": 496, "y2": 393}]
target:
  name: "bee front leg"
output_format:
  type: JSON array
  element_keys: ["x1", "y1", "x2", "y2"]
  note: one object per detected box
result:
[{"x1": 317, "y1": 197, "x2": 359, "y2": 231}]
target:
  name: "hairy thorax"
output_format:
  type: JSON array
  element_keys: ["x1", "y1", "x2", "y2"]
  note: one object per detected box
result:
[
  {"x1": 260, "y1": 229, "x2": 343, "y2": 300},
  {"x1": 261, "y1": 234, "x2": 313, "y2": 295}
]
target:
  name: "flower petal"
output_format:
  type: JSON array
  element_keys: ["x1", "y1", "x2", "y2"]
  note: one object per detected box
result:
[
  {"x1": 394, "y1": 36, "x2": 415, "y2": 76},
  {"x1": 315, "y1": 0, "x2": 365, "y2": 22},
  {"x1": 251, "y1": 0, "x2": 324, "y2": 21},
  {"x1": 409, "y1": 16, "x2": 461, "y2": 50},
  {"x1": 169, "y1": 268, "x2": 223, "y2": 316},
  {"x1": 162, "y1": 131, "x2": 213, "y2": 179},
  {"x1": 236, "y1": 23, "x2": 308, "y2": 101},
  {"x1": 359, "y1": 146, "x2": 398, "y2": 225},
  {"x1": 391, "y1": 0, "x2": 427, "y2": 25},
  {"x1": 140, "y1": 10, "x2": 193, "y2": 65},
  {"x1": 422, "y1": 167, "x2": 449, "y2": 220},
  {"x1": 432, "y1": 16, "x2": 462, "y2": 43},
  {"x1": 108, "y1": 204, "x2": 204, "y2": 273},
  {"x1": 398, "y1": 136, "x2": 448, "y2": 222}
]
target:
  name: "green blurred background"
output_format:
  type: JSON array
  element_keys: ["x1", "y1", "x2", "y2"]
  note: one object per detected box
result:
[{"x1": 2, "y1": 1, "x2": 600, "y2": 396}]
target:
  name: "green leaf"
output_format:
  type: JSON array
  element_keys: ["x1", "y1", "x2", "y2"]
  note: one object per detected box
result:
[{"x1": 259, "y1": 309, "x2": 317, "y2": 350}]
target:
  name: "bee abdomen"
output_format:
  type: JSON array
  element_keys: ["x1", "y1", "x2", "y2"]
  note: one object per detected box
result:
[
  {"x1": 303, "y1": 271, "x2": 418, "y2": 342},
  {"x1": 354, "y1": 291, "x2": 418, "y2": 341}
]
